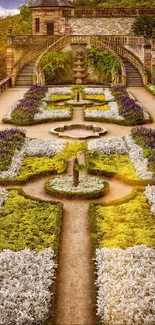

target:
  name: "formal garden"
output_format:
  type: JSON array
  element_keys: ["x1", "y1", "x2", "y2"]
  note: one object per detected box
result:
[
  {"x1": 0, "y1": 79, "x2": 155, "y2": 324},
  {"x1": 0, "y1": 0, "x2": 155, "y2": 321}
]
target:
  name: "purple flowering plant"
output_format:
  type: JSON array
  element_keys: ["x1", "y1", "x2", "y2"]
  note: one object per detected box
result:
[
  {"x1": 112, "y1": 86, "x2": 144, "y2": 124},
  {"x1": 131, "y1": 126, "x2": 155, "y2": 172},
  {"x1": 0, "y1": 128, "x2": 26, "y2": 171},
  {"x1": 11, "y1": 85, "x2": 48, "y2": 125}
]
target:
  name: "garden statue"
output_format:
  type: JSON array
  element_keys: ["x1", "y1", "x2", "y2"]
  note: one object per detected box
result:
[{"x1": 111, "y1": 67, "x2": 120, "y2": 86}]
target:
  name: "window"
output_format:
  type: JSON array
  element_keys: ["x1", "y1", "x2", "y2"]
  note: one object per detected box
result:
[{"x1": 35, "y1": 18, "x2": 40, "y2": 33}]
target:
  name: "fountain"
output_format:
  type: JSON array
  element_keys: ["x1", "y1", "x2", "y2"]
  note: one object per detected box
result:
[
  {"x1": 66, "y1": 85, "x2": 93, "y2": 106},
  {"x1": 72, "y1": 49, "x2": 87, "y2": 85},
  {"x1": 50, "y1": 124, "x2": 107, "y2": 139}
]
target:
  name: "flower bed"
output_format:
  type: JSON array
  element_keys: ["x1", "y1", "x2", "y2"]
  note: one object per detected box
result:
[
  {"x1": 0, "y1": 128, "x2": 26, "y2": 171},
  {"x1": 2, "y1": 86, "x2": 72, "y2": 125},
  {"x1": 0, "y1": 248, "x2": 56, "y2": 325},
  {"x1": 3, "y1": 85, "x2": 48, "y2": 125},
  {"x1": 146, "y1": 83, "x2": 155, "y2": 96},
  {"x1": 85, "y1": 86, "x2": 152, "y2": 125},
  {"x1": 113, "y1": 85, "x2": 152, "y2": 125},
  {"x1": 95, "y1": 245, "x2": 155, "y2": 325},
  {"x1": 87, "y1": 137, "x2": 139, "y2": 182},
  {"x1": 145, "y1": 185, "x2": 155, "y2": 217},
  {"x1": 131, "y1": 126, "x2": 155, "y2": 175},
  {"x1": 0, "y1": 130, "x2": 67, "y2": 185},
  {"x1": 85, "y1": 101, "x2": 124, "y2": 122},
  {"x1": 34, "y1": 103, "x2": 72, "y2": 121},
  {"x1": 45, "y1": 175, "x2": 109, "y2": 199},
  {"x1": 87, "y1": 134, "x2": 155, "y2": 184},
  {"x1": 0, "y1": 187, "x2": 63, "y2": 324},
  {"x1": 89, "y1": 189, "x2": 155, "y2": 325}
]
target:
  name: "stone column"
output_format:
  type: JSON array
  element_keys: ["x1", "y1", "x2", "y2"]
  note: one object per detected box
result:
[
  {"x1": 144, "y1": 33, "x2": 152, "y2": 82},
  {"x1": 6, "y1": 28, "x2": 15, "y2": 76},
  {"x1": 151, "y1": 34, "x2": 155, "y2": 84}
]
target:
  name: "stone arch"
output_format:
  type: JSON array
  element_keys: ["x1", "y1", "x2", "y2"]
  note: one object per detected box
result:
[{"x1": 33, "y1": 35, "x2": 127, "y2": 86}]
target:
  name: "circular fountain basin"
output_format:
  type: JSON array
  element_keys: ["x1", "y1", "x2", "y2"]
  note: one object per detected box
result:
[{"x1": 50, "y1": 124, "x2": 107, "y2": 139}]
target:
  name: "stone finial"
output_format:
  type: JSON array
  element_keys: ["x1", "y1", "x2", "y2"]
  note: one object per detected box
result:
[{"x1": 8, "y1": 27, "x2": 12, "y2": 35}]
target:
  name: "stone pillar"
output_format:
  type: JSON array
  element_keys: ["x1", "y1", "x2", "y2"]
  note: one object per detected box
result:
[
  {"x1": 6, "y1": 28, "x2": 15, "y2": 76},
  {"x1": 144, "y1": 34, "x2": 152, "y2": 82},
  {"x1": 151, "y1": 34, "x2": 155, "y2": 84}
]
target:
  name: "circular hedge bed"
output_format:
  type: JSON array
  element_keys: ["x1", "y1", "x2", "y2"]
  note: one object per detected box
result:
[{"x1": 45, "y1": 175, "x2": 109, "y2": 199}]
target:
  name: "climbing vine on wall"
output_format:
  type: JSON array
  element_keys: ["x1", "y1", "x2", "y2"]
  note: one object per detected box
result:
[{"x1": 87, "y1": 48, "x2": 121, "y2": 83}]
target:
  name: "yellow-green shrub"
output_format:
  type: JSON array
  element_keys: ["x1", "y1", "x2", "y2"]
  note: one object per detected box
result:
[
  {"x1": 90, "y1": 189, "x2": 155, "y2": 250},
  {"x1": 50, "y1": 95, "x2": 71, "y2": 102},
  {"x1": 86, "y1": 94, "x2": 105, "y2": 101},
  {"x1": 85, "y1": 105, "x2": 109, "y2": 111},
  {"x1": 46, "y1": 105, "x2": 72, "y2": 111},
  {"x1": 0, "y1": 189, "x2": 63, "y2": 252},
  {"x1": 16, "y1": 156, "x2": 66, "y2": 182},
  {"x1": 88, "y1": 153, "x2": 139, "y2": 181}
]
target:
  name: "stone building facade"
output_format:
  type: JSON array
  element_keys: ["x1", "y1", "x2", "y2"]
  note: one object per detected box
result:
[
  {"x1": 30, "y1": 0, "x2": 73, "y2": 35},
  {"x1": 29, "y1": 1, "x2": 155, "y2": 36}
]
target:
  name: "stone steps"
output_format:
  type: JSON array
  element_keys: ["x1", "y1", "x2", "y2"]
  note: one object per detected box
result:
[
  {"x1": 122, "y1": 58, "x2": 143, "y2": 87},
  {"x1": 15, "y1": 61, "x2": 35, "y2": 87}
]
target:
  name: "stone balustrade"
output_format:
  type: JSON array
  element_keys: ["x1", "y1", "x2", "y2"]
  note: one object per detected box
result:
[
  {"x1": 62, "y1": 8, "x2": 155, "y2": 18},
  {"x1": 0, "y1": 77, "x2": 11, "y2": 93}
]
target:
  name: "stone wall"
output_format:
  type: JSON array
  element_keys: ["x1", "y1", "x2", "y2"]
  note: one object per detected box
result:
[
  {"x1": 32, "y1": 9, "x2": 60, "y2": 35},
  {"x1": 68, "y1": 17, "x2": 135, "y2": 35}
]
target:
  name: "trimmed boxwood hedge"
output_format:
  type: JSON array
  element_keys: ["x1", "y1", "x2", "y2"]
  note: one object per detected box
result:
[
  {"x1": 45, "y1": 177, "x2": 109, "y2": 199},
  {"x1": 89, "y1": 188, "x2": 155, "y2": 253}
]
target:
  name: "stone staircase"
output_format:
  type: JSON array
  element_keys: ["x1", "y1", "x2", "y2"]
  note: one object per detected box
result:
[
  {"x1": 15, "y1": 61, "x2": 35, "y2": 87},
  {"x1": 122, "y1": 58, "x2": 143, "y2": 87}
]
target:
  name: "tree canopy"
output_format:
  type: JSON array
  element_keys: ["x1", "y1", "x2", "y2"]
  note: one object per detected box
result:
[
  {"x1": 73, "y1": 0, "x2": 155, "y2": 8},
  {"x1": 131, "y1": 15, "x2": 155, "y2": 35},
  {"x1": 0, "y1": 1, "x2": 32, "y2": 79}
]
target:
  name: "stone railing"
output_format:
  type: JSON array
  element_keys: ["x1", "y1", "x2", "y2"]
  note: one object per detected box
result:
[
  {"x1": 12, "y1": 36, "x2": 61, "y2": 85},
  {"x1": 98, "y1": 37, "x2": 148, "y2": 85},
  {"x1": 71, "y1": 35, "x2": 91, "y2": 45},
  {"x1": 0, "y1": 76, "x2": 11, "y2": 94},
  {"x1": 90, "y1": 36, "x2": 127, "y2": 86},
  {"x1": 33, "y1": 35, "x2": 71, "y2": 85},
  {"x1": 9, "y1": 35, "x2": 60, "y2": 46},
  {"x1": 62, "y1": 8, "x2": 155, "y2": 17},
  {"x1": 101, "y1": 35, "x2": 145, "y2": 45}
]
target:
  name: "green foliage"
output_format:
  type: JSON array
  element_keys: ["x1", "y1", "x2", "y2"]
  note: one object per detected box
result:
[
  {"x1": 88, "y1": 48, "x2": 121, "y2": 83},
  {"x1": 131, "y1": 15, "x2": 155, "y2": 35},
  {"x1": 0, "y1": 189, "x2": 62, "y2": 252},
  {"x1": 90, "y1": 189, "x2": 155, "y2": 250},
  {"x1": 63, "y1": 141, "x2": 88, "y2": 160},
  {"x1": 73, "y1": 0, "x2": 155, "y2": 8},
  {"x1": 71, "y1": 85, "x2": 86, "y2": 98},
  {"x1": 0, "y1": 4, "x2": 32, "y2": 79},
  {"x1": 87, "y1": 153, "x2": 139, "y2": 181},
  {"x1": 40, "y1": 51, "x2": 72, "y2": 84}
]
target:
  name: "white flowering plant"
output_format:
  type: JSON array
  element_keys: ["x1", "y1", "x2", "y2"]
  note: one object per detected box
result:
[
  {"x1": 0, "y1": 248, "x2": 56, "y2": 325},
  {"x1": 95, "y1": 245, "x2": 155, "y2": 325}
]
